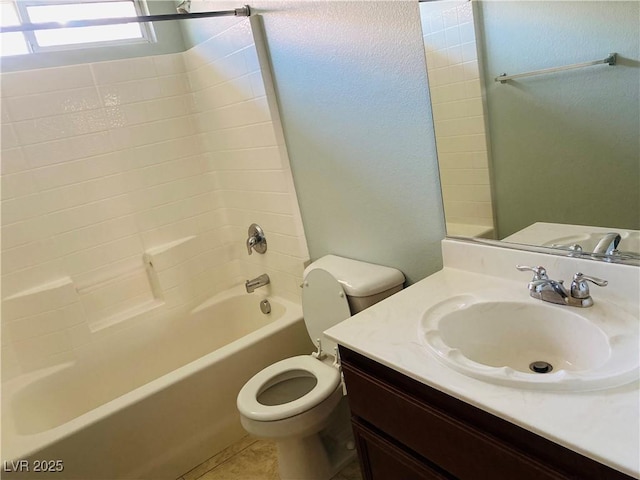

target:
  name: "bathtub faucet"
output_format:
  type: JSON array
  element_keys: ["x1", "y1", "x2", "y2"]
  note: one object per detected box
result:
[{"x1": 245, "y1": 274, "x2": 270, "y2": 293}]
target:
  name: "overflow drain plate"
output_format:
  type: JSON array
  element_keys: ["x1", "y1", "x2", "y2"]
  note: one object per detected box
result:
[
  {"x1": 529, "y1": 361, "x2": 553, "y2": 374},
  {"x1": 260, "y1": 299, "x2": 271, "y2": 315}
]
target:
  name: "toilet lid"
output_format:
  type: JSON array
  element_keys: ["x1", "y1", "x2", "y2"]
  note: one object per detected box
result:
[
  {"x1": 237, "y1": 355, "x2": 341, "y2": 421},
  {"x1": 302, "y1": 268, "x2": 351, "y2": 355}
]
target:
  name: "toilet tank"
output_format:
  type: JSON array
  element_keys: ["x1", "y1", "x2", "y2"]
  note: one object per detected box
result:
[{"x1": 303, "y1": 255, "x2": 405, "y2": 314}]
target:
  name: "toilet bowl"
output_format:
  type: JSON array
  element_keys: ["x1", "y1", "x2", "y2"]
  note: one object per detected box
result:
[
  {"x1": 237, "y1": 255, "x2": 405, "y2": 480},
  {"x1": 238, "y1": 355, "x2": 343, "y2": 434}
]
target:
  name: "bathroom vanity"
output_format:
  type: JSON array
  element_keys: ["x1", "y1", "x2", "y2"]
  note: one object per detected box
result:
[
  {"x1": 325, "y1": 239, "x2": 640, "y2": 480},
  {"x1": 340, "y1": 347, "x2": 632, "y2": 479}
]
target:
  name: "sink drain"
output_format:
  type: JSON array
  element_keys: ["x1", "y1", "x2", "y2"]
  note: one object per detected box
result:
[{"x1": 529, "y1": 361, "x2": 553, "y2": 374}]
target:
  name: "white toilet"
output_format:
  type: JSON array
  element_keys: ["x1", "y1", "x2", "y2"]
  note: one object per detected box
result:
[{"x1": 237, "y1": 255, "x2": 405, "y2": 480}]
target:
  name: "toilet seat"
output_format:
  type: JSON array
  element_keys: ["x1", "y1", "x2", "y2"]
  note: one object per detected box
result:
[
  {"x1": 237, "y1": 355, "x2": 341, "y2": 422},
  {"x1": 302, "y1": 268, "x2": 352, "y2": 355}
]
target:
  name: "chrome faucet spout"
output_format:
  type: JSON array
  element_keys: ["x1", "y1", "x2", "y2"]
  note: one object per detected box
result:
[
  {"x1": 593, "y1": 232, "x2": 621, "y2": 255},
  {"x1": 528, "y1": 279, "x2": 569, "y2": 305},
  {"x1": 245, "y1": 274, "x2": 270, "y2": 293}
]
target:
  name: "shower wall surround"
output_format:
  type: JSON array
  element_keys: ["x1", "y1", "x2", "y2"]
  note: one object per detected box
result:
[
  {"x1": 419, "y1": 1, "x2": 494, "y2": 236},
  {"x1": 1, "y1": 18, "x2": 309, "y2": 380}
]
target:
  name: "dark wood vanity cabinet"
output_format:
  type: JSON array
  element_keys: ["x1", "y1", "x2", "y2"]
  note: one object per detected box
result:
[{"x1": 339, "y1": 347, "x2": 634, "y2": 480}]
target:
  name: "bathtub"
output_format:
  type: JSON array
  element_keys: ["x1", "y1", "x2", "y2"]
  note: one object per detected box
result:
[{"x1": 1, "y1": 285, "x2": 313, "y2": 479}]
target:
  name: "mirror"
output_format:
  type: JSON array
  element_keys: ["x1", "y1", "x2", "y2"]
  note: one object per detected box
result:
[{"x1": 419, "y1": 0, "x2": 639, "y2": 263}]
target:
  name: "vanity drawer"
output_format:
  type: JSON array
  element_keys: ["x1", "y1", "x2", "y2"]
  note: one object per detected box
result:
[{"x1": 340, "y1": 347, "x2": 634, "y2": 480}]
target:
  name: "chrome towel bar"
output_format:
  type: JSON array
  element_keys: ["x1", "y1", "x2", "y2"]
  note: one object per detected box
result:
[{"x1": 495, "y1": 53, "x2": 617, "y2": 84}]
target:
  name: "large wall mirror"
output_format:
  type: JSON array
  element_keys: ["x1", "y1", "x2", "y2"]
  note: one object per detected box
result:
[{"x1": 419, "y1": 0, "x2": 639, "y2": 264}]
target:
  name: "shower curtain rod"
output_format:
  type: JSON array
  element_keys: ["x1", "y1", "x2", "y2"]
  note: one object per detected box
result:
[{"x1": 0, "y1": 6, "x2": 250, "y2": 34}]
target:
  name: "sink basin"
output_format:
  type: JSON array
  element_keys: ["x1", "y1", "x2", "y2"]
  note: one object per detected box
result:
[{"x1": 421, "y1": 296, "x2": 639, "y2": 391}]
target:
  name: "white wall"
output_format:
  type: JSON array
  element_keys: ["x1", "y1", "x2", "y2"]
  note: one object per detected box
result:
[
  {"x1": 1, "y1": 18, "x2": 309, "y2": 380},
  {"x1": 242, "y1": 0, "x2": 446, "y2": 285}
]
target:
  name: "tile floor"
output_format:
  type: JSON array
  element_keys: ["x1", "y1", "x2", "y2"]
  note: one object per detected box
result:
[{"x1": 177, "y1": 435, "x2": 363, "y2": 480}]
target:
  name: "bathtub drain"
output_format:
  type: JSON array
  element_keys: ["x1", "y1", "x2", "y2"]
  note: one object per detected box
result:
[{"x1": 529, "y1": 361, "x2": 553, "y2": 374}]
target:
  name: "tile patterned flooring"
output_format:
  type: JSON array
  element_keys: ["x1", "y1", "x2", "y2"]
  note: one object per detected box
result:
[{"x1": 177, "y1": 435, "x2": 363, "y2": 480}]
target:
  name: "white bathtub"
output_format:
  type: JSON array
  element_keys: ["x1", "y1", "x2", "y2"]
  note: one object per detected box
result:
[{"x1": 1, "y1": 285, "x2": 313, "y2": 479}]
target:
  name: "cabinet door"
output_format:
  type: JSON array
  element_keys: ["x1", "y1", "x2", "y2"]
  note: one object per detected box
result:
[{"x1": 352, "y1": 419, "x2": 452, "y2": 480}]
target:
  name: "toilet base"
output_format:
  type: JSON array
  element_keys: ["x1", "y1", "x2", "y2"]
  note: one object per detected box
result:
[
  {"x1": 277, "y1": 435, "x2": 332, "y2": 480},
  {"x1": 275, "y1": 396, "x2": 356, "y2": 480}
]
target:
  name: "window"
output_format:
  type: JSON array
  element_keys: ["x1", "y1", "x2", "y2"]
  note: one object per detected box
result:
[
  {"x1": 1, "y1": 0, "x2": 155, "y2": 56},
  {"x1": 1, "y1": 2, "x2": 30, "y2": 55}
]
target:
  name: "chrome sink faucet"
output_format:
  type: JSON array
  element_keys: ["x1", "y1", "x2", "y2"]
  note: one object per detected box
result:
[
  {"x1": 245, "y1": 273, "x2": 270, "y2": 293},
  {"x1": 516, "y1": 265, "x2": 607, "y2": 308}
]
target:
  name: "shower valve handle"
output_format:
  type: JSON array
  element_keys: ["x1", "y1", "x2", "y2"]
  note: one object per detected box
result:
[{"x1": 246, "y1": 223, "x2": 267, "y2": 255}]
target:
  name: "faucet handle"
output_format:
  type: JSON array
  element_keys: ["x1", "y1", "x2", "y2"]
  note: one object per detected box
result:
[
  {"x1": 570, "y1": 272, "x2": 608, "y2": 299},
  {"x1": 246, "y1": 236, "x2": 257, "y2": 255},
  {"x1": 516, "y1": 265, "x2": 549, "y2": 281}
]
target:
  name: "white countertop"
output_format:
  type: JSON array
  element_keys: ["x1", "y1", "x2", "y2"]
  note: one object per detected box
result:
[{"x1": 325, "y1": 239, "x2": 640, "y2": 478}]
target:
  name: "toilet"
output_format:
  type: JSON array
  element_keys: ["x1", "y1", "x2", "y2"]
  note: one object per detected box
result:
[{"x1": 237, "y1": 255, "x2": 405, "y2": 480}]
